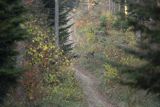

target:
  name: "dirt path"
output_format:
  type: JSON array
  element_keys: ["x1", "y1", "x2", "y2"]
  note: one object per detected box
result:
[{"x1": 74, "y1": 66, "x2": 116, "y2": 107}]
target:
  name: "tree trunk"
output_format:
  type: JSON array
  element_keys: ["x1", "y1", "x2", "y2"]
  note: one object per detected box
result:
[
  {"x1": 109, "y1": 0, "x2": 111, "y2": 13},
  {"x1": 55, "y1": 0, "x2": 59, "y2": 47}
]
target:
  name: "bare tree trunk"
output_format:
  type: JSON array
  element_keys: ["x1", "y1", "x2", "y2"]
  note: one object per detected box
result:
[
  {"x1": 88, "y1": 0, "x2": 90, "y2": 11},
  {"x1": 124, "y1": 0, "x2": 128, "y2": 15},
  {"x1": 118, "y1": 3, "x2": 121, "y2": 12},
  {"x1": 112, "y1": 0, "x2": 115, "y2": 14},
  {"x1": 113, "y1": 1, "x2": 115, "y2": 13},
  {"x1": 88, "y1": 0, "x2": 94, "y2": 15},
  {"x1": 109, "y1": 0, "x2": 111, "y2": 13},
  {"x1": 55, "y1": 0, "x2": 59, "y2": 47}
]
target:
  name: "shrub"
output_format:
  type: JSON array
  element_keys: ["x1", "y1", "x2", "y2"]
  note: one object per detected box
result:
[{"x1": 104, "y1": 64, "x2": 118, "y2": 84}]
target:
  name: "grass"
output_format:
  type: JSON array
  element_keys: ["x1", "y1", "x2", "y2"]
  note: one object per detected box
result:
[
  {"x1": 2, "y1": 64, "x2": 87, "y2": 107},
  {"x1": 74, "y1": 21, "x2": 160, "y2": 107}
]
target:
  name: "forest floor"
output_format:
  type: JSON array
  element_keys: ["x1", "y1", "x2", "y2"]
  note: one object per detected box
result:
[{"x1": 74, "y1": 64, "x2": 117, "y2": 107}]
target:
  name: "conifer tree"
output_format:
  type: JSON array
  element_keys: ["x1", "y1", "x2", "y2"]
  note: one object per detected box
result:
[
  {"x1": 127, "y1": 0, "x2": 160, "y2": 65},
  {"x1": 0, "y1": 0, "x2": 26, "y2": 74},
  {"x1": 117, "y1": 0, "x2": 160, "y2": 65},
  {"x1": 0, "y1": 0, "x2": 26, "y2": 103},
  {"x1": 42, "y1": 0, "x2": 72, "y2": 53}
]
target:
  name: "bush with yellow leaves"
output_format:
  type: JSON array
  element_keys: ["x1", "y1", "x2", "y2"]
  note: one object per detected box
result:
[
  {"x1": 2, "y1": 17, "x2": 85, "y2": 107},
  {"x1": 104, "y1": 64, "x2": 118, "y2": 85}
]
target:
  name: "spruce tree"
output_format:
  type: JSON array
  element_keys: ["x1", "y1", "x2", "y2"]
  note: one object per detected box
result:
[
  {"x1": 127, "y1": 0, "x2": 160, "y2": 65},
  {"x1": 0, "y1": 0, "x2": 25, "y2": 74},
  {"x1": 0, "y1": 0, "x2": 26, "y2": 103},
  {"x1": 0, "y1": 0, "x2": 26, "y2": 73},
  {"x1": 117, "y1": 0, "x2": 160, "y2": 65},
  {"x1": 42, "y1": 0, "x2": 72, "y2": 53}
]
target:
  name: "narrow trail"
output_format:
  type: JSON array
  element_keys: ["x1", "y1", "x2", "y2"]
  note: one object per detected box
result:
[
  {"x1": 74, "y1": 66, "x2": 116, "y2": 107},
  {"x1": 69, "y1": 7, "x2": 116, "y2": 107}
]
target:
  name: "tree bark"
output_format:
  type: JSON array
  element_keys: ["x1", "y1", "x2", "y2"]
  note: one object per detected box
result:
[{"x1": 55, "y1": 0, "x2": 59, "y2": 47}]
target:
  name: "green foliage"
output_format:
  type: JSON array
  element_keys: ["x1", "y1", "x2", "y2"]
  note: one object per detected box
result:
[
  {"x1": 104, "y1": 64, "x2": 118, "y2": 82},
  {"x1": 26, "y1": 17, "x2": 82, "y2": 104},
  {"x1": 42, "y1": 0, "x2": 72, "y2": 53},
  {"x1": 103, "y1": 31, "x2": 160, "y2": 106},
  {"x1": 112, "y1": 18, "x2": 129, "y2": 31},
  {"x1": 75, "y1": 24, "x2": 160, "y2": 107},
  {"x1": 41, "y1": 70, "x2": 84, "y2": 107},
  {"x1": 26, "y1": 20, "x2": 60, "y2": 68},
  {"x1": 72, "y1": 1, "x2": 160, "y2": 107},
  {"x1": 2, "y1": 12, "x2": 85, "y2": 106},
  {"x1": 125, "y1": 0, "x2": 160, "y2": 65},
  {"x1": 76, "y1": 21, "x2": 97, "y2": 52},
  {"x1": 97, "y1": 13, "x2": 117, "y2": 35},
  {"x1": 98, "y1": 15, "x2": 108, "y2": 35},
  {"x1": 0, "y1": 0, "x2": 26, "y2": 103},
  {"x1": 120, "y1": 55, "x2": 141, "y2": 66},
  {"x1": 0, "y1": 0, "x2": 26, "y2": 72}
]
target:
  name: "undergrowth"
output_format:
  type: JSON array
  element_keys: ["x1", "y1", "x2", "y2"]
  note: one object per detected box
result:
[
  {"x1": 1, "y1": 15, "x2": 87, "y2": 107},
  {"x1": 74, "y1": 13, "x2": 160, "y2": 107}
]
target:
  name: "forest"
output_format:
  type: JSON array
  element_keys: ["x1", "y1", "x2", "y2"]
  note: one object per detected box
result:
[{"x1": 0, "y1": 0, "x2": 160, "y2": 107}]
